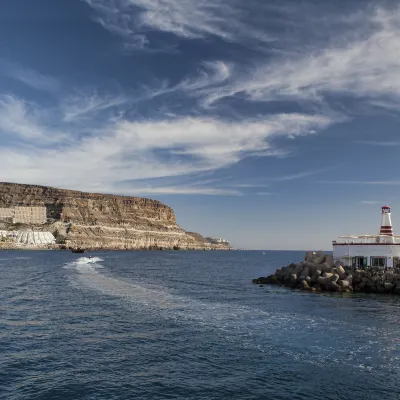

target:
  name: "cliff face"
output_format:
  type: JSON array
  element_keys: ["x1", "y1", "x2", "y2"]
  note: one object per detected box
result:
[{"x1": 0, "y1": 182, "x2": 231, "y2": 250}]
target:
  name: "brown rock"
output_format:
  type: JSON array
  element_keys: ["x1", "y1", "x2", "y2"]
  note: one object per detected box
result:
[
  {"x1": 301, "y1": 280, "x2": 310, "y2": 290},
  {"x1": 0, "y1": 182, "x2": 231, "y2": 250}
]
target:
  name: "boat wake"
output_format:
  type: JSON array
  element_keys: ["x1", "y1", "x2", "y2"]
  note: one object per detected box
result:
[
  {"x1": 63, "y1": 258, "x2": 400, "y2": 376},
  {"x1": 64, "y1": 256, "x2": 104, "y2": 275}
]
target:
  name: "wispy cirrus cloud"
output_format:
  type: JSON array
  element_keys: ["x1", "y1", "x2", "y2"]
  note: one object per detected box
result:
[
  {"x1": 201, "y1": 6, "x2": 400, "y2": 114},
  {"x1": 0, "y1": 95, "x2": 68, "y2": 144},
  {"x1": 0, "y1": 89, "x2": 333, "y2": 194},
  {"x1": 271, "y1": 168, "x2": 332, "y2": 182},
  {"x1": 321, "y1": 180, "x2": 400, "y2": 186},
  {"x1": 117, "y1": 186, "x2": 242, "y2": 196},
  {"x1": 355, "y1": 140, "x2": 400, "y2": 147},
  {"x1": 83, "y1": 0, "x2": 276, "y2": 49},
  {"x1": 61, "y1": 91, "x2": 129, "y2": 122},
  {"x1": 82, "y1": 1, "x2": 400, "y2": 117},
  {"x1": 4, "y1": 2, "x2": 400, "y2": 197},
  {"x1": 0, "y1": 61, "x2": 60, "y2": 93}
]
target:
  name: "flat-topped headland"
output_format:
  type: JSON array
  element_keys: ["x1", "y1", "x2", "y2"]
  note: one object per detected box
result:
[
  {"x1": 253, "y1": 251, "x2": 400, "y2": 295},
  {"x1": 0, "y1": 182, "x2": 231, "y2": 251}
]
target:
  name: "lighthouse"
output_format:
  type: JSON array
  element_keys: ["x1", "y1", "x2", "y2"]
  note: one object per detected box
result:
[
  {"x1": 333, "y1": 205, "x2": 400, "y2": 268},
  {"x1": 380, "y1": 206, "x2": 394, "y2": 243}
]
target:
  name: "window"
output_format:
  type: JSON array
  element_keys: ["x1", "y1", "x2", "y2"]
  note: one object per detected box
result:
[
  {"x1": 352, "y1": 256, "x2": 368, "y2": 268},
  {"x1": 370, "y1": 257, "x2": 386, "y2": 268}
]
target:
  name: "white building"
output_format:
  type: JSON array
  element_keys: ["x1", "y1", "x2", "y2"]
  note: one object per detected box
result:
[
  {"x1": 333, "y1": 206, "x2": 400, "y2": 268},
  {"x1": 0, "y1": 230, "x2": 56, "y2": 246}
]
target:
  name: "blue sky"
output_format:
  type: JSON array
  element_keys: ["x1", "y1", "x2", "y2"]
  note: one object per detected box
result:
[{"x1": 1, "y1": 0, "x2": 400, "y2": 249}]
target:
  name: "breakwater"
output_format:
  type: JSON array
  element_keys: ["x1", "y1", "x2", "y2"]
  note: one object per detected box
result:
[{"x1": 253, "y1": 251, "x2": 400, "y2": 294}]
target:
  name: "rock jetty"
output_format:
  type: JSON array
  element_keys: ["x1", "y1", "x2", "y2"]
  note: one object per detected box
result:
[{"x1": 253, "y1": 251, "x2": 400, "y2": 294}]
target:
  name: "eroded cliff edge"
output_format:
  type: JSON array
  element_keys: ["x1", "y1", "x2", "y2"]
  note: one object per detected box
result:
[{"x1": 0, "y1": 182, "x2": 231, "y2": 250}]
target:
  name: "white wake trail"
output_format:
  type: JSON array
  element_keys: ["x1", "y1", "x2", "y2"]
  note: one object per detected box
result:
[{"x1": 63, "y1": 258, "x2": 400, "y2": 376}]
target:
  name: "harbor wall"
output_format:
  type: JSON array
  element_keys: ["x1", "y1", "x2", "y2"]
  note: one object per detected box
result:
[{"x1": 253, "y1": 251, "x2": 400, "y2": 295}]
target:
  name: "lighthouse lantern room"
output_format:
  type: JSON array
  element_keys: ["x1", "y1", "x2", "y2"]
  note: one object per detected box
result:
[{"x1": 332, "y1": 206, "x2": 400, "y2": 268}]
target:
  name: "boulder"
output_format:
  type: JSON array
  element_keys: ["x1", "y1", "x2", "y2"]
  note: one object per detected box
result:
[
  {"x1": 329, "y1": 274, "x2": 340, "y2": 283},
  {"x1": 307, "y1": 264, "x2": 320, "y2": 276},
  {"x1": 336, "y1": 265, "x2": 346, "y2": 280},
  {"x1": 394, "y1": 284, "x2": 400, "y2": 294},
  {"x1": 384, "y1": 282, "x2": 395, "y2": 292},
  {"x1": 275, "y1": 268, "x2": 285, "y2": 278},
  {"x1": 321, "y1": 263, "x2": 333, "y2": 273},
  {"x1": 295, "y1": 264, "x2": 305, "y2": 274},
  {"x1": 384, "y1": 273, "x2": 394, "y2": 283},
  {"x1": 346, "y1": 275, "x2": 353, "y2": 286},
  {"x1": 318, "y1": 276, "x2": 332, "y2": 285},
  {"x1": 338, "y1": 279, "x2": 350, "y2": 288},
  {"x1": 305, "y1": 251, "x2": 314, "y2": 261},
  {"x1": 299, "y1": 267, "x2": 310, "y2": 280},
  {"x1": 312, "y1": 256, "x2": 326, "y2": 265},
  {"x1": 301, "y1": 280, "x2": 310, "y2": 290},
  {"x1": 377, "y1": 285, "x2": 386, "y2": 293},
  {"x1": 311, "y1": 270, "x2": 322, "y2": 283},
  {"x1": 322, "y1": 272, "x2": 333, "y2": 278},
  {"x1": 328, "y1": 281, "x2": 341, "y2": 292},
  {"x1": 324, "y1": 255, "x2": 334, "y2": 266}
]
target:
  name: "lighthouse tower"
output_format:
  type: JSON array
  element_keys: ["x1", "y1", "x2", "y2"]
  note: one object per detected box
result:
[{"x1": 380, "y1": 206, "x2": 394, "y2": 243}]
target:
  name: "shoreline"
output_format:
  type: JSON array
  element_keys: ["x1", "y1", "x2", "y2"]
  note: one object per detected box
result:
[
  {"x1": 253, "y1": 251, "x2": 400, "y2": 295},
  {"x1": 0, "y1": 244, "x2": 231, "y2": 251}
]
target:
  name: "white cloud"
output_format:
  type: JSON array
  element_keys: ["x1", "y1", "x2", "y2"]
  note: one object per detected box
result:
[
  {"x1": 0, "y1": 61, "x2": 60, "y2": 92},
  {"x1": 118, "y1": 186, "x2": 241, "y2": 195},
  {"x1": 0, "y1": 95, "x2": 67, "y2": 143},
  {"x1": 355, "y1": 140, "x2": 400, "y2": 147},
  {"x1": 271, "y1": 168, "x2": 332, "y2": 182},
  {"x1": 83, "y1": 0, "x2": 275, "y2": 48},
  {"x1": 61, "y1": 92, "x2": 128, "y2": 122},
  {"x1": 0, "y1": 93, "x2": 333, "y2": 194},
  {"x1": 82, "y1": 2, "x2": 400, "y2": 117},
  {"x1": 321, "y1": 180, "x2": 400, "y2": 186},
  {"x1": 256, "y1": 192, "x2": 271, "y2": 196},
  {"x1": 176, "y1": 61, "x2": 231, "y2": 93},
  {"x1": 202, "y1": 6, "x2": 400, "y2": 112}
]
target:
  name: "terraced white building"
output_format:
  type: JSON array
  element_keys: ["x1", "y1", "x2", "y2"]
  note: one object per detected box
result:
[{"x1": 0, "y1": 230, "x2": 56, "y2": 246}]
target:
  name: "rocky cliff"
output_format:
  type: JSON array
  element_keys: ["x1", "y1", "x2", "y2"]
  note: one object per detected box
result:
[{"x1": 0, "y1": 182, "x2": 231, "y2": 250}]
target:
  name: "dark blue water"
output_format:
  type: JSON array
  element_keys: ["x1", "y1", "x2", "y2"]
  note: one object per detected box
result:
[{"x1": 1, "y1": 250, "x2": 400, "y2": 400}]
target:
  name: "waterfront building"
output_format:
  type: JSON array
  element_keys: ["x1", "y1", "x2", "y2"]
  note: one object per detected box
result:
[
  {"x1": 0, "y1": 206, "x2": 47, "y2": 224},
  {"x1": 333, "y1": 206, "x2": 400, "y2": 268}
]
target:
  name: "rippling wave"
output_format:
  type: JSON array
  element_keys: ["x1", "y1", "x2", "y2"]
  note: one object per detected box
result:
[
  {"x1": 2, "y1": 250, "x2": 400, "y2": 400},
  {"x1": 64, "y1": 255, "x2": 400, "y2": 377}
]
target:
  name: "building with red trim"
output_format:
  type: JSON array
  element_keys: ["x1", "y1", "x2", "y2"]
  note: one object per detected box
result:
[{"x1": 332, "y1": 206, "x2": 400, "y2": 268}]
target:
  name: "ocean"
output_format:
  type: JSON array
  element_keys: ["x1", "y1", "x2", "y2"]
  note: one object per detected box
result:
[{"x1": 1, "y1": 250, "x2": 399, "y2": 400}]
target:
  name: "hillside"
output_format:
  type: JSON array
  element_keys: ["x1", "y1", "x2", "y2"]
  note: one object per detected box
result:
[{"x1": 0, "y1": 182, "x2": 231, "y2": 250}]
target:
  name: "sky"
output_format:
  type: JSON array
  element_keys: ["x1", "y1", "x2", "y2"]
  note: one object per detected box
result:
[{"x1": 1, "y1": 0, "x2": 400, "y2": 250}]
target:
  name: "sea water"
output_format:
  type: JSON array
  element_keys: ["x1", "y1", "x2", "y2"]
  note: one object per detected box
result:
[{"x1": 1, "y1": 250, "x2": 399, "y2": 399}]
